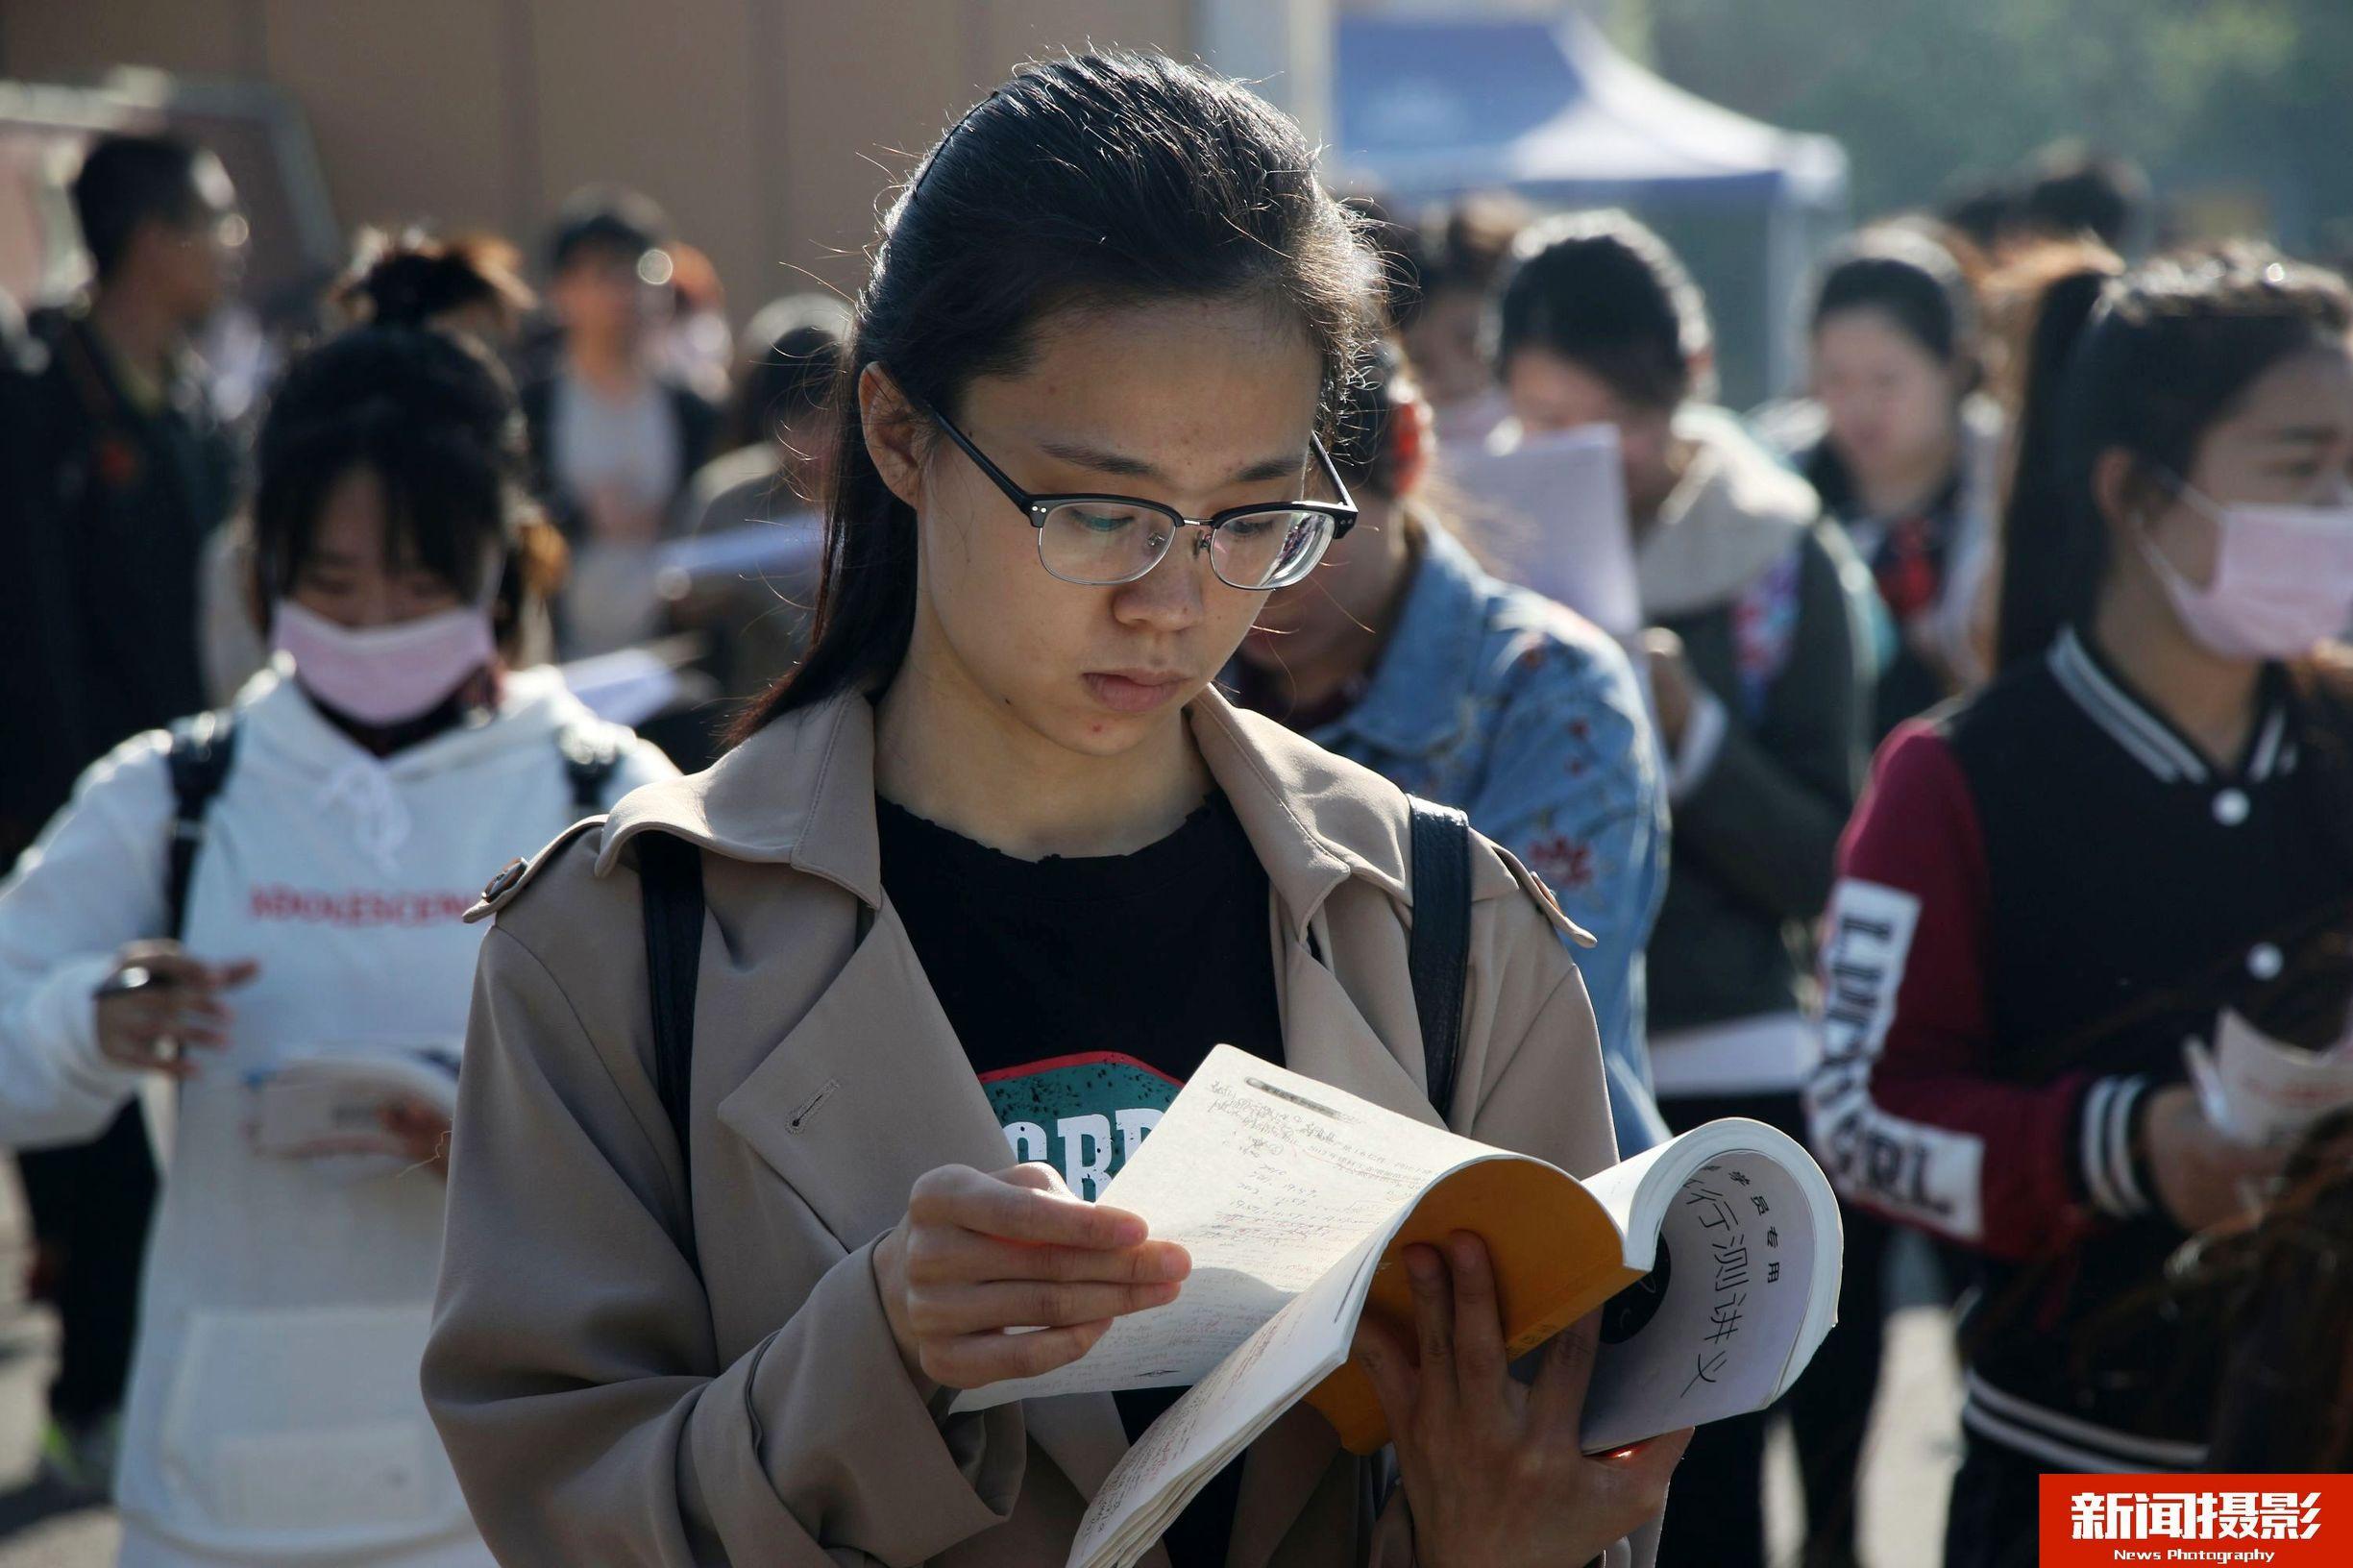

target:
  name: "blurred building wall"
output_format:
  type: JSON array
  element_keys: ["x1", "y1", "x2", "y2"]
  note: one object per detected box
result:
[{"x1": 0, "y1": 0, "x2": 1197, "y2": 307}]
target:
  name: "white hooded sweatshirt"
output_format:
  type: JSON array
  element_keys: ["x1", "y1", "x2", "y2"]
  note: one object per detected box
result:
[{"x1": 0, "y1": 663, "x2": 674, "y2": 1568}]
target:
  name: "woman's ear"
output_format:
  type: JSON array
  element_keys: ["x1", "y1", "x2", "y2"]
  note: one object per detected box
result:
[
  {"x1": 1386, "y1": 386, "x2": 1434, "y2": 498},
  {"x1": 235, "y1": 521, "x2": 269, "y2": 636},
  {"x1": 2092, "y1": 447, "x2": 2153, "y2": 536},
  {"x1": 859, "y1": 363, "x2": 926, "y2": 512},
  {"x1": 1950, "y1": 352, "x2": 1984, "y2": 402},
  {"x1": 1686, "y1": 344, "x2": 1719, "y2": 405}
]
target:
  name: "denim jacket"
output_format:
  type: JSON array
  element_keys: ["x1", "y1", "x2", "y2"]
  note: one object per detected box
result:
[{"x1": 1237, "y1": 521, "x2": 1671, "y2": 1149}]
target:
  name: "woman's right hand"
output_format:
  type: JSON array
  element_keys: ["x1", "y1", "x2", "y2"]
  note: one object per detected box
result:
[
  {"x1": 873, "y1": 1162, "x2": 1190, "y2": 1390},
  {"x1": 1358, "y1": 1234, "x2": 1688, "y2": 1568},
  {"x1": 2142, "y1": 1083, "x2": 2289, "y2": 1233},
  {"x1": 92, "y1": 941, "x2": 258, "y2": 1080}
]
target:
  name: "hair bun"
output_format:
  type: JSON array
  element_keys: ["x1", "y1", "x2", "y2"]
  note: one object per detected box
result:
[{"x1": 336, "y1": 229, "x2": 533, "y2": 333}]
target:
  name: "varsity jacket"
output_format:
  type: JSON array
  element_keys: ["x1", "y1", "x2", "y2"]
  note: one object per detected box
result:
[{"x1": 1809, "y1": 627, "x2": 2353, "y2": 1470}]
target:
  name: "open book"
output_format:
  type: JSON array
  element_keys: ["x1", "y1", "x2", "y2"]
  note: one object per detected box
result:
[{"x1": 948, "y1": 1045, "x2": 1841, "y2": 1568}]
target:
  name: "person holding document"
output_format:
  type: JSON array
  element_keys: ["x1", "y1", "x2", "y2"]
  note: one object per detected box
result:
[
  {"x1": 1231, "y1": 337, "x2": 1670, "y2": 1153},
  {"x1": 0, "y1": 323, "x2": 673, "y2": 1566},
  {"x1": 426, "y1": 52, "x2": 1685, "y2": 1568},
  {"x1": 1491, "y1": 211, "x2": 1875, "y2": 1568},
  {"x1": 1811, "y1": 245, "x2": 2353, "y2": 1567}
]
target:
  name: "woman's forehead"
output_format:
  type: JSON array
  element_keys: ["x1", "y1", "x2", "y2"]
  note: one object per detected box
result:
[
  {"x1": 2218, "y1": 345, "x2": 2353, "y2": 440},
  {"x1": 967, "y1": 298, "x2": 1322, "y2": 469},
  {"x1": 1816, "y1": 306, "x2": 1941, "y2": 365}
]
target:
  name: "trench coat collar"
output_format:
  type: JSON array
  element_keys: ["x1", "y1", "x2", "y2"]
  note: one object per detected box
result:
[{"x1": 595, "y1": 684, "x2": 1415, "y2": 942}]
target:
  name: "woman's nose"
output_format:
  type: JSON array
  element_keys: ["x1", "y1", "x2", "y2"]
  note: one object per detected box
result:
[
  {"x1": 1111, "y1": 535, "x2": 1210, "y2": 630},
  {"x1": 352, "y1": 584, "x2": 403, "y2": 627}
]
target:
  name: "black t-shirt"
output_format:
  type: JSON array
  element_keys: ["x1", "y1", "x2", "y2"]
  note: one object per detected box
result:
[{"x1": 876, "y1": 790, "x2": 1285, "y2": 1567}]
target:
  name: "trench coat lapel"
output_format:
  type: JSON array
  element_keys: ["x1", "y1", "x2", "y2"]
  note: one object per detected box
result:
[
  {"x1": 711, "y1": 896, "x2": 1140, "y2": 1513},
  {"x1": 713, "y1": 896, "x2": 1001, "y2": 1246}
]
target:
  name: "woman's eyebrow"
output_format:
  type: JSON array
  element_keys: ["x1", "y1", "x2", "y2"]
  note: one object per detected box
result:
[
  {"x1": 1033, "y1": 437, "x2": 1303, "y2": 487},
  {"x1": 2254, "y1": 425, "x2": 2345, "y2": 447}
]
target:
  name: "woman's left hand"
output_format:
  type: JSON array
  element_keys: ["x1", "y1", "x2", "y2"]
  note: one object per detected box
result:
[
  {"x1": 1356, "y1": 1232, "x2": 1691, "y2": 1568},
  {"x1": 381, "y1": 1098, "x2": 453, "y2": 1179}
]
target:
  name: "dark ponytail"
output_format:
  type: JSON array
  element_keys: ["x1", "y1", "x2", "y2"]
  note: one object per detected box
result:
[
  {"x1": 731, "y1": 52, "x2": 1384, "y2": 740},
  {"x1": 1992, "y1": 255, "x2": 2120, "y2": 674},
  {"x1": 1994, "y1": 243, "x2": 2353, "y2": 674}
]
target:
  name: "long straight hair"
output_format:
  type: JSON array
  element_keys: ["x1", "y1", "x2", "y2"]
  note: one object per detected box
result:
[{"x1": 727, "y1": 52, "x2": 1383, "y2": 743}]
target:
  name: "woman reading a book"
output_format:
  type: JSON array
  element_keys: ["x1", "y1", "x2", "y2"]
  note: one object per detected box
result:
[
  {"x1": 425, "y1": 51, "x2": 1686, "y2": 1568},
  {"x1": 1812, "y1": 245, "x2": 2353, "y2": 1567},
  {"x1": 0, "y1": 322, "x2": 674, "y2": 1566}
]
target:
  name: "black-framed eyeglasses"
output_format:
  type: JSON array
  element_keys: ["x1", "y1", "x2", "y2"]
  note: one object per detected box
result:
[{"x1": 914, "y1": 395, "x2": 1359, "y2": 591}]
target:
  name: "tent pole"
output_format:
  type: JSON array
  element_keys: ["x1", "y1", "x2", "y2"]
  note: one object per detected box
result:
[{"x1": 1763, "y1": 190, "x2": 1800, "y2": 404}]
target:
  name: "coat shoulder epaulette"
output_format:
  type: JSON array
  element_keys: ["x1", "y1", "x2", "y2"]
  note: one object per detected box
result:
[
  {"x1": 466, "y1": 815, "x2": 607, "y2": 924},
  {"x1": 1486, "y1": 839, "x2": 1597, "y2": 949}
]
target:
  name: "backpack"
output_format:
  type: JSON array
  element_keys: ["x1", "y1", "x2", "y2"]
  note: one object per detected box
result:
[
  {"x1": 160, "y1": 710, "x2": 625, "y2": 938},
  {"x1": 634, "y1": 797, "x2": 1476, "y2": 1200}
]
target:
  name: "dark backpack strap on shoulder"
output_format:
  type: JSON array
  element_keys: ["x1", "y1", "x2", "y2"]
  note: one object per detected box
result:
[
  {"x1": 636, "y1": 831, "x2": 705, "y2": 1236},
  {"x1": 558, "y1": 721, "x2": 625, "y2": 815},
  {"x1": 163, "y1": 711, "x2": 238, "y2": 941},
  {"x1": 1407, "y1": 796, "x2": 1473, "y2": 1122}
]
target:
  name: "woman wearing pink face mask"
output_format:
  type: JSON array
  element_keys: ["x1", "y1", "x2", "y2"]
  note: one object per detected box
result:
[
  {"x1": 0, "y1": 324, "x2": 674, "y2": 1567},
  {"x1": 1809, "y1": 245, "x2": 2353, "y2": 1568}
]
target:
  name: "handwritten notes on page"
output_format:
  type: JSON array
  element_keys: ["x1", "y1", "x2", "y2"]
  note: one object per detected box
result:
[{"x1": 951, "y1": 1046, "x2": 1486, "y2": 1413}]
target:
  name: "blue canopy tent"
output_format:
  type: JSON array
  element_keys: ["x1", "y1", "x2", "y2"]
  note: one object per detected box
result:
[{"x1": 1334, "y1": 11, "x2": 1850, "y2": 403}]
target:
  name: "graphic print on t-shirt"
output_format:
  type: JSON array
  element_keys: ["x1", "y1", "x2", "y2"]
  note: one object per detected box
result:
[{"x1": 979, "y1": 1050, "x2": 1184, "y2": 1199}]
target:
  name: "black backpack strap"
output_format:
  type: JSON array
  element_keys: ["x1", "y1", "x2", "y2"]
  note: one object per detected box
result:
[
  {"x1": 1406, "y1": 796, "x2": 1474, "y2": 1121},
  {"x1": 163, "y1": 711, "x2": 238, "y2": 941},
  {"x1": 636, "y1": 831, "x2": 706, "y2": 1246},
  {"x1": 558, "y1": 721, "x2": 624, "y2": 815}
]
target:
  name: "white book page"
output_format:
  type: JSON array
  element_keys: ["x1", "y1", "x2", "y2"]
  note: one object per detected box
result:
[
  {"x1": 953, "y1": 1045, "x2": 1488, "y2": 1413},
  {"x1": 1066, "y1": 1227, "x2": 1385, "y2": 1568},
  {"x1": 1580, "y1": 1142, "x2": 1829, "y2": 1452}
]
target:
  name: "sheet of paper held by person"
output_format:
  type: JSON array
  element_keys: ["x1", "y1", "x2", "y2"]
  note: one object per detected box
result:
[
  {"x1": 2185, "y1": 1007, "x2": 2353, "y2": 1150},
  {"x1": 1441, "y1": 422, "x2": 1642, "y2": 638}
]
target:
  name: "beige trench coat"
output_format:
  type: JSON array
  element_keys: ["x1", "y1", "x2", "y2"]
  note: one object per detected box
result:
[{"x1": 424, "y1": 687, "x2": 1659, "y2": 1567}]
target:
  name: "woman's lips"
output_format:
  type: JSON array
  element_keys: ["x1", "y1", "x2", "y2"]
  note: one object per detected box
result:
[{"x1": 1083, "y1": 671, "x2": 1189, "y2": 714}]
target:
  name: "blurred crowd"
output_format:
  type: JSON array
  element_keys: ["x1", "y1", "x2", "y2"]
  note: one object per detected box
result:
[{"x1": 2, "y1": 98, "x2": 2350, "y2": 1568}]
